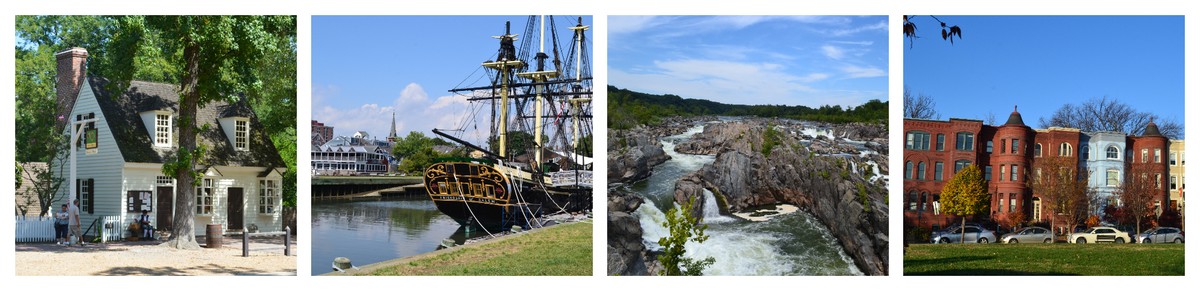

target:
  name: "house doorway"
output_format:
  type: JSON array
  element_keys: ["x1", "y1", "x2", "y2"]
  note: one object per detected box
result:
[
  {"x1": 156, "y1": 186, "x2": 174, "y2": 231},
  {"x1": 227, "y1": 187, "x2": 244, "y2": 231}
]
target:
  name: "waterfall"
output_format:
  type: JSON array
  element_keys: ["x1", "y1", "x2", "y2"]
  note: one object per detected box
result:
[{"x1": 701, "y1": 189, "x2": 734, "y2": 223}]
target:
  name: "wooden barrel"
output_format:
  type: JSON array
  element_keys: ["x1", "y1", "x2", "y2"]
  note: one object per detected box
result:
[{"x1": 205, "y1": 224, "x2": 223, "y2": 248}]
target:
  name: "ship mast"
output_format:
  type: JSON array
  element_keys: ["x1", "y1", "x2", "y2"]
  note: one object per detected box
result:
[
  {"x1": 568, "y1": 17, "x2": 590, "y2": 150},
  {"x1": 483, "y1": 21, "x2": 526, "y2": 159},
  {"x1": 517, "y1": 16, "x2": 559, "y2": 168}
]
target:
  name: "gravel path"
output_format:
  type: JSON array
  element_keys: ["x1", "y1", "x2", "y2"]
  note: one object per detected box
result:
[{"x1": 15, "y1": 236, "x2": 297, "y2": 276}]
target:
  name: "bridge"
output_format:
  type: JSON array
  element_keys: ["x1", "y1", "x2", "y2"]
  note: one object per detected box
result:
[{"x1": 311, "y1": 176, "x2": 425, "y2": 200}]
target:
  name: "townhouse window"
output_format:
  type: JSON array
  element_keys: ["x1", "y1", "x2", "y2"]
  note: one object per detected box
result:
[
  {"x1": 1010, "y1": 165, "x2": 1018, "y2": 181},
  {"x1": 1001, "y1": 139, "x2": 1007, "y2": 154},
  {"x1": 935, "y1": 162, "x2": 944, "y2": 181},
  {"x1": 1059, "y1": 143, "x2": 1072, "y2": 157},
  {"x1": 905, "y1": 161, "x2": 913, "y2": 180},
  {"x1": 999, "y1": 197, "x2": 1006, "y2": 213},
  {"x1": 1142, "y1": 149, "x2": 1148, "y2": 163},
  {"x1": 955, "y1": 132, "x2": 974, "y2": 151},
  {"x1": 235, "y1": 119, "x2": 249, "y2": 151},
  {"x1": 920, "y1": 193, "x2": 927, "y2": 212},
  {"x1": 1156, "y1": 174, "x2": 1162, "y2": 189},
  {"x1": 1171, "y1": 175, "x2": 1177, "y2": 190},
  {"x1": 259, "y1": 180, "x2": 279, "y2": 214},
  {"x1": 195, "y1": 178, "x2": 214, "y2": 215},
  {"x1": 917, "y1": 162, "x2": 927, "y2": 180},
  {"x1": 1170, "y1": 153, "x2": 1177, "y2": 166},
  {"x1": 1008, "y1": 193, "x2": 1016, "y2": 213},
  {"x1": 986, "y1": 141, "x2": 993, "y2": 153},
  {"x1": 1107, "y1": 146, "x2": 1119, "y2": 160},
  {"x1": 1106, "y1": 169, "x2": 1119, "y2": 187},
  {"x1": 1034, "y1": 144, "x2": 1042, "y2": 157},
  {"x1": 155, "y1": 114, "x2": 172, "y2": 147},
  {"x1": 1155, "y1": 149, "x2": 1162, "y2": 163},
  {"x1": 984, "y1": 165, "x2": 992, "y2": 181},
  {"x1": 906, "y1": 131, "x2": 930, "y2": 150},
  {"x1": 1011, "y1": 139, "x2": 1019, "y2": 154},
  {"x1": 1000, "y1": 165, "x2": 1006, "y2": 181},
  {"x1": 936, "y1": 134, "x2": 945, "y2": 151},
  {"x1": 1080, "y1": 145, "x2": 1089, "y2": 159},
  {"x1": 954, "y1": 160, "x2": 971, "y2": 174},
  {"x1": 909, "y1": 191, "x2": 918, "y2": 211}
]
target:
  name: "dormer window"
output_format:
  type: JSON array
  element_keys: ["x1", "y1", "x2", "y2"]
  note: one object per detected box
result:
[
  {"x1": 220, "y1": 116, "x2": 251, "y2": 151},
  {"x1": 235, "y1": 119, "x2": 249, "y2": 151},
  {"x1": 155, "y1": 113, "x2": 172, "y2": 146}
]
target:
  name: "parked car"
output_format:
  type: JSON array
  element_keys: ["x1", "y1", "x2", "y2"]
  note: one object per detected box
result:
[
  {"x1": 1068, "y1": 226, "x2": 1131, "y2": 244},
  {"x1": 932, "y1": 225, "x2": 997, "y2": 244},
  {"x1": 1136, "y1": 227, "x2": 1184, "y2": 244},
  {"x1": 1001, "y1": 226, "x2": 1054, "y2": 244}
]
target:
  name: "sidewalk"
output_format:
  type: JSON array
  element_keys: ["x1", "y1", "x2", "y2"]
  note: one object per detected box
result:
[{"x1": 15, "y1": 235, "x2": 297, "y2": 276}]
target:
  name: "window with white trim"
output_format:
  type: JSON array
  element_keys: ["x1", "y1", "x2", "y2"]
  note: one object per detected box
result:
[
  {"x1": 155, "y1": 114, "x2": 171, "y2": 146},
  {"x1": 259, "y1": 180, "x2": 279, "y2": 214},
  {"x1": 235, "y1": 119, "x2": 249, "y2": 151},
  {"x1": 196, "y1": 178, "x2": 214, "y2": 215}
]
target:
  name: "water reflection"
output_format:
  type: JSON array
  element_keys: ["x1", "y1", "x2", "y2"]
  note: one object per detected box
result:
[{"x1": 311, "y1": 197, "x2": 483, "y2": 275}]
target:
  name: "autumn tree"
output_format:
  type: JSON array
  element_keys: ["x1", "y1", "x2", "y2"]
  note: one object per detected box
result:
[
  {"x1": 1039, "y1": 96, "x2": 1182, "y2": 139},
  {"x1": 1118, "y1": 163, "x2": 1161, "y2": 237},
  {"x1": 106, "y1": 16, "x2": 296, "y2": 249},
  {"x1": 1028, "y1": 156, "x2": 1095, "y2": 235},
  {"x1": 939, "y1": 164, "x2": 990, "y2": 243}
]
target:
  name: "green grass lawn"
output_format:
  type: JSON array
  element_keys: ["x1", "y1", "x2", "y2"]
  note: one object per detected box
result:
[
  {"x1": 904, "y1": 243, "x2": 1184, "y2": 275},
  {"x1": 361, "y1": 221, "x2": 592, "y2": 276}
]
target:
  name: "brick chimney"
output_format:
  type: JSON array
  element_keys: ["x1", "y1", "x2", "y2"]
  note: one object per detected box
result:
[{"x1": 55, "y1": 47, "x2": 89, "y2": 130}]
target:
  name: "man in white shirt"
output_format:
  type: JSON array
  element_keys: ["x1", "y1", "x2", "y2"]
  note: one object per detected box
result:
[{"x1": 68, "y1": 199, "x2": 82, "y2": 246}]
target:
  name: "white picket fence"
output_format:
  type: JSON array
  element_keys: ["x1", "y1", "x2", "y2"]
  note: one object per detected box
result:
[{"x1": 14, "y1": 215, "x2": 125, "y2": 243}]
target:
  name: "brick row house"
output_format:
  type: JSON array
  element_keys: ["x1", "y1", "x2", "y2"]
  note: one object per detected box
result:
[
  {"x1": 903, "y1": 107, "x2": 1170, "y2": 231},
  {"x1": 50, "y1": 47, "x2": 288, "y2": 237}
]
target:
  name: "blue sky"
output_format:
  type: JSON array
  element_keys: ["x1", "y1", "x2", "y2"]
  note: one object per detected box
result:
[
  {"x1": 904, "y1": 16, "x2": 1184, "y2": 127},
  {"x1": 609, "y1": 16, "x2": 888, "y2": 107},
  {"x1": 312, "y1": 15, "x2": 592, "y2": 144}
]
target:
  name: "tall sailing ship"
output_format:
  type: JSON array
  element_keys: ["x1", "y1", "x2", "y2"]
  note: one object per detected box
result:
[{"x1": 424, "y1": 16, "x2": 593, "y2": 231}]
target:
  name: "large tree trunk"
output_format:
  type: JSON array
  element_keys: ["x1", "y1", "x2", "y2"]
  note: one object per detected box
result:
[
  {"x1": 959, "y1": 217, "x2": 966, "y2": 244},
  {"x1": 162, "y1": 43, "x2": 202, "y2": 250}
]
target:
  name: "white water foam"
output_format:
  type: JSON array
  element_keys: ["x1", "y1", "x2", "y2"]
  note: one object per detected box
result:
[{"x1": 701, "y1": 189, "x2": 735, "y2": 223}]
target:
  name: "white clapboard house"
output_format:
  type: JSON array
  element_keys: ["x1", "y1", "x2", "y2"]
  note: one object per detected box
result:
[{"x1": 51, "y1": 47, "x2": 287, "y2": 237}]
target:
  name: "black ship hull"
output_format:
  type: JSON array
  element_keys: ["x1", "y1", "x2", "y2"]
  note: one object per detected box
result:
[{"x1": 425, "y1": 161, "x2": 590, "y2": 231}]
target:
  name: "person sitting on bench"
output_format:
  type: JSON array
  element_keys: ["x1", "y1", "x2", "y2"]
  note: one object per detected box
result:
[{"x1": 138, "y1": 210, "x2": 154, "y2": 239}]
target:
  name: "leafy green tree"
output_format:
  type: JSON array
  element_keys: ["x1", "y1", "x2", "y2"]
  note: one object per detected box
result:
[
  {"x1": 658, "y1": 196, "x2": 715, "y2": 276},
  {"x1": 106, "y1": 15, "x2": 296, "y2": 249},
  {"x1": 939, "y1": 164, "x2": 990, "y2": 243}
]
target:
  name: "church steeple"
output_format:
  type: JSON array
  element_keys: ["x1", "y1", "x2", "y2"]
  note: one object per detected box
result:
[{"x1": 389, "y1": 111, "x2": 398, "y2": 139}]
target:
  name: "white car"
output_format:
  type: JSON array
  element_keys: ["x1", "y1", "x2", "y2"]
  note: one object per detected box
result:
[{"x1": 1068, "y1": 226, "x2": 1130, "y2": 244}]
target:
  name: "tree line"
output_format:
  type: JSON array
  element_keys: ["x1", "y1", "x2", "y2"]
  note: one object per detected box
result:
[{"x1": 608, "y1": 86, "x2": 887, "y2": 129}]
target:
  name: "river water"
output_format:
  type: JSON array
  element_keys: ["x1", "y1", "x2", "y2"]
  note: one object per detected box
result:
[
  {"x1": 630, "y1": 123, "x2": 862, "y2": 275},
  {"x1": 310, "y1": 197, "x2": 487, "y2": 275}
]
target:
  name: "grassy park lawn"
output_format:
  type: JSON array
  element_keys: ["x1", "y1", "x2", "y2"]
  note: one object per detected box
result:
[
  {"x1": 905, "y1": 243, "x2": 1183, "y2": 275},
  {"x1": 360, "y1": 220, "x2": 592, "y2": 276}
]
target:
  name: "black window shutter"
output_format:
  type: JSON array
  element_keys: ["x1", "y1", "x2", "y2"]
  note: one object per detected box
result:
[
  {"x1": 87, "y1": 178, "x2": 95, "y2": 214},
  {"x1": 75, "y1": 179, "x2": 81, "y2": 204}
]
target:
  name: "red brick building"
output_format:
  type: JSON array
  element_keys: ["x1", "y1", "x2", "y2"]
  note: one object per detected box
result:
[{"x1": 903, "y1": 107, "x2": 1169, "y2": 232}]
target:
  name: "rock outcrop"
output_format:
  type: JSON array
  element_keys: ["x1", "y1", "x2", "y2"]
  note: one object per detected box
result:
[
  {"x1": 673, "y1": 118, "x2": 891, "y2": 275},
  {"x1": 607, "y1": 188, "x2": 655, "y2": 275},
  {"x1": 607, "y1": 130, "x2": 670, "y2": 184}
]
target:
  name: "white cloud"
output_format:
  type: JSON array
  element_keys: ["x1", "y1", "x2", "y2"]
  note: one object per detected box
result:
[
  {"x1": 827, "y1": 20, "x2": 888, "y2": 37},
  {"x1": 609, "y1": 16, "x2": 672, "y2": 35},
  {"x1": 822, "y1": 45, "x2": 845, "y2": 60},
  {"x1": 398, "y1": 83, "x2": 429, "y2": 105},
  {"x1": 829, "y1": 40, "x2": 874, "y2": 46},
  {"x1": 840, "y1": 65, "x2": 887, "y2": 78}
]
